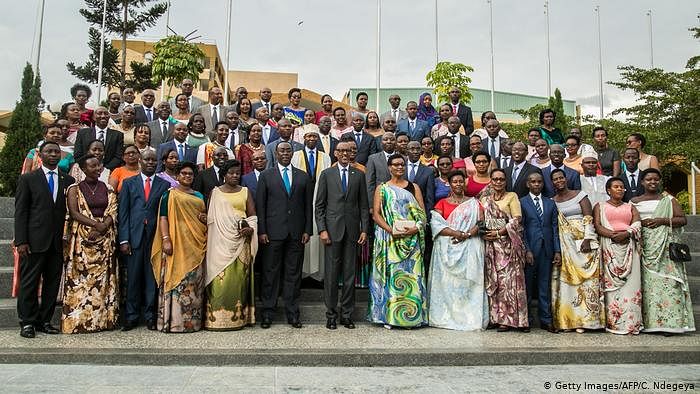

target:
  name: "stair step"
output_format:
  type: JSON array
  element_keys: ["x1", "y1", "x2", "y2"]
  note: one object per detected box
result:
[
  {"x1": 0, "y1": 218, "x2": 12, "y2": 240},
  {"x1": 0, "y1": 197, "x2": 12, "y2": 219},
  {"x1": 0, "y1": 240, "x2": 12, "y2": 268},
  {"x1": 687, "y1": 255, "x2": 700, "y2": 276},
  {"x1": 0, "y1": 267, "x2": 14, "y2": 298},
  {"x1": 685, "y1": 215, "x2": 700, "y2": 228}
]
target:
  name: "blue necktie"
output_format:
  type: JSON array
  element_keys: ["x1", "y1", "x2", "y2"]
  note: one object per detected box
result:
[
  {"x1": 355, "y1": 133, "x2": 361, "y2": 147},
  {"x1": 308, "y1": 150, "x2": 315, "y2": 177},
  {"x1": 47, "y1": 171, "x2": 55, "y2": 201},
  {"x1": 409, "y1": 163, "x2": 417, "y2": 182},
  {"x1": 178, "y1": 143, "x2": 185, "y2": 161},
  {"x1": 534, "y1": 196, "x2": 543, "y2": 217},
  {"x1": 341, "y1": 168, "x2": 347, "y2": 194},
  {"x1": 282, "y1": 167, "x2": 291, "y2": 195}
]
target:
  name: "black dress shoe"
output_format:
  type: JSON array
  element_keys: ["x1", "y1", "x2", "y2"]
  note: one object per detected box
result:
[
  {"x1": 36, "y1": 323, "x2": 60, "y2": 334},
  {"x1": 521, "y1": 327, "x2": 531, "y2": 333},
  {"x1": 147, "y1": 320, "x2": 157, "y2": 331},
  {"x1": 261, "y1": 318, "x2": 272, "y2": 329},
  {"x1": 541, "y1": 324, "x2": 559, "y2": 333},
  {"x1": 121, "y1": 321, "x2": 138, "y2": 332},
  {"x1": 326, "y1": 318, "x2": 337, "y2": 330},
  {"x1": 288, "y1": 319, "x2": 302, "y2": 329},
  {"x1": 340, "y1": 318, "x2": 355, "y2": 329},
  {"x1": 20, "y1": 325, "x2": 35, "y2": 338}
]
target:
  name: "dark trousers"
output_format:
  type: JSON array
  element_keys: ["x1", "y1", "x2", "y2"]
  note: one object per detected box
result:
[
  {"x1": 17, "y1": 240, "x2": 62, "y2": 327},
  {"x1": 261, "y1": 235, "x2": 304, "y2": 320},
  {"x1": 323, "y1": 233, "x2": 357, "y2": 320},
  {"x1": 524, "y1": 245, "x2": 553, "y2": 326},
  {"x1": 124, "y1": 241, "x2": 157, "y2": 323}
]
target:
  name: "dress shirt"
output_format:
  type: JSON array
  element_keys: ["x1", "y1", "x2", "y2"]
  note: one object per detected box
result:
[
  {"x1": 488, "y1": 137, "x2": 501, "y2": 159},
  {"x1": 626, "y1": 169, "x2": 639, "y2": 187},
  {"x1": 42, "y1": 165, "x2": 58, "y2": 202},
  {"x1": 210, "y1": 104, "x2": 221, "y2": 122},
  {"x1": 529, "y1": 192, "x2": 543, "y2": 205},
  {"x1": 511, "y1": 160, "x2": 525, "y2": 180},
  {"x1": 500, "y1": 155, "x2": 511, "y2": 169},
  {"x1": 143, "y1": 106, "x2": 154, "y2": 122},
  {"x1": 261, "y1": 124, "x2": 271, "y2": 144},
  {"x1": 225, "y1": 128, "x2": 240, "y2": 148},
  {"x1": 277, "y1": 163, "x2": 293, "y2": 185},
  {"x1": 319, "y1": 133, "x2": 331, "y2": 154},
  {"x1": 448, "y1": 132, "x2": 460, "y2": 158},
  {"x1": 407, "y1": 160, "x2": 420, "y2": 181},
  {"x1": 253, "y1": 169, "x2": 261, "y2": 181},
  {"x1": 391, "y1": 108, "x2": 399, "y2": 121},
  {"x1": 95, "y1": 126, "x2": 108, "y2": 142}
]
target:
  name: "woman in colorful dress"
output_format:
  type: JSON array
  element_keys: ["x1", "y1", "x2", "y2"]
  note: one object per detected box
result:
[
  {"x1": 55, "y1": 119, "x2": 75, "y2": 155},
  {"x1": 196, "y1": 121, "x2": 235, "y2": 171},
  {"x1": 205, "y1": 160, "x2": 258, "y2": 330},
  {"x1": 235, "y1": 123, "x2": 264, "y2": 175},
  {"x1": 417, "y1": 92, "x2": 439, "y2": 128},
  {"x1": 419, "y1": 136, "x2": 436, "y2": 167},
  {"x1": 22, "y1": 123, "x2": 74, "y2": 174},
  {"x1": 465, "y1": 151, "x2": 491, "y2": 197},
  {"x1": 429, "y1": 171, "x2": 487, "y2": 331},
  {"x1": 186, "y1": 113, "x2": 209, "y2": 149},
  {"x1": 61, "y1": 154, "x2": 119, "y2": 333},
  {"x1": 531, "y1": 138, "x2": 551, "y2": 169},
  {"x1": 624, "y1": 133, "x2": 659, "y2": 172},
  {"x1": 315, "y1": 94, "x2": 334, "y2": 125},
  {"x1": 171, "y1": 93, "x2": 192, "y2": 123},
  {"x1": 284, "y1": 88, "x2": 306, "y2": 127},
  {"x1": 293, "y1": 109, "x2": 320, "y2": 144},
  {"x1": 430, "y1": 104, "x2": 454, "y2": 140},
  {"x1": 632, "y1": 168, "x2": 695, "y2": 334},
  {"x1": 134, "y1": 124, "x2": 155, "y2": 156},
  {"x1": 538, "y1": 108, "x2": 564, "y2": 145},
  {"x1": 156, "y1": 148, "x2": 180, "y2": 188},
  {"x1": 434, "y1": 155, "x2": 453, "y2": 201},
  {"x1": 526, "y1": 128, "x2": 540, "y2": 161},
  {"x1": 480, "y1": 168, "x2": 529, "y2": 332},
  {"x1": 593, "y1": 177, "x2": 643, "y2": 335},
  {"x1": 368, "y1": 154, "x2": 428, "y2": 328},
  {"x1": 563, "y1": 135, "x2": 584, "y2": 175},
  {"x1": 236, "y1": 98, "x2": 257, "y2": 134},
  {"x1": 550, "y1": 169, "x2": 604, "y2": 333},
  {"x1": 151, "y1": 161, "x2": 208, "y2": 333},
  {"x1": 64, "y1": 103, "x2": 85, "y2": 144}
]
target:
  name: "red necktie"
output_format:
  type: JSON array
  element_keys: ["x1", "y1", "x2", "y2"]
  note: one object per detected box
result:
[
  {"x1": 144, "y1": 177, "x2": 151, "y2": 201},
  {"x1": 452, "y1": 104, "x2": 457, "y2": 115}
]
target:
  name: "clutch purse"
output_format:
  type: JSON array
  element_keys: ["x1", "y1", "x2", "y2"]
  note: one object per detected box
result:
[
  {"x1": 238, "y1": 219, "x2": 250, "y2": 230},
  {"x1": 484, "y1": 218, "x2": 507, "y2": 231},
  {"x1": 669, "y1": 242, "x2": 691, "y2": 262},
  {"x1": 392, "y1": 219, "x2": 416, "y2": 234}
]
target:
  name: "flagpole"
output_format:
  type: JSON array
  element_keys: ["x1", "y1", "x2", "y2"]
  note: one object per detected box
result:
[
  {"x1": 434, "y1": 0, "x2": 439, "y2": 66},
  {"x1": 488, "y1": 0, "x2": 495, "y2": 112},
  {"x1": 375, "y1": 0, "x2": 381, "y2": 112},
  {"x1": 224, "y1": 0, "x2": 232, "y2": 106},
  {"x1": 595, "y1": 5, "x2": 604, "y2": 119},
  {"x1": 160, "y1": 1, "x2": 171, "y2": 102},
  {"x1": 34, "y1": 0, "x2": 46, "y2": 74},
  {"x1": 646, "y1": 10, "x2": 654, "y2": 68},
  {"x1": 544, "y1": 0, "x2": 551, "y2": 97},
  {"x1": 96, "y1": 0, "x2": 108, "y2": 104}
]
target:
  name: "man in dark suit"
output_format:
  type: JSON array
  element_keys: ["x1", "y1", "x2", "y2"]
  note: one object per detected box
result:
[
  {"x1": 117, "y1": 150, "x2": 169, "y2": 331},
  {"x1": 397, "y1": 101, "x2": 430, "y2": 141},
  {"x1": 315, "y1": 141, "x2": 370, "y2": 330},
  {"x1": 620, "y1": 147, "x2": 643, "y2": 202},
  {"x1": 134, "y1": 89, "x2": 156, "y2": 124},
  {"x1": 445, "y1": 116, "x2": 469, "y2": 158},
  {"x1": 156, "y1": 122, "x2": 197, "y2": 172},
  {"x1": 542, "y1": 144, "x2": 581, "y2": 197},
  {"x1": 74, "y1": 106, "x2": 124, "y2": 170},
  {"x1": 481, "y1": 119, "x2": 508, "y2": 162},
  {"x1": 341, "y1": 113, "x2": 376, "y2": 165},
  {"x1": 520, "y1": 172, "x2": 561, "y2": 333},
  {"x1": 224, "y1": 110, "x2": 247, "y2": 149},
  {"x1": 251, "y1": 86, "x2": 273, "y2": 115},
  {"x1": 447, "y1": 86, "x2": 474, "y2": 134},
  {"x1": 380, "y1": 94, "x2": 408, "y2": 124},
  {"x1": 317, "y1": 115, "x2": 339, "y2": 162},
  {"x1": 193, "y1": 146, "x2": 228, "y2": 202},
  {"x1": 146, "y1": 101, "x2": 177, "y2": 147},
  {"x1": 256, "y1": 141, "x2": 313, "y2": 329},
  {"x1": 255, "y1": 107, "x2": 279, "y2": 146},
  {"x1": 14, "y1": 142, "x2": 75, "y2": 338},
  {"x1": 195, "y1": 86, "x2": 229, "y2": 134},
  {"x1": 168, "y1": 78, "x2": 205, "y2": 113},
  {"x1": 265, "y1": 118, "x2": 303, "y2": 169},
  {"x1": 497, "y1": 139, "x2": 514, "y2": 169},
  {"x1": 365, "y1": 132, "x2": 396, "y2": 208},
  {"x1": 506, "y1": 142, "x2": 542, "y2": 198},
  {"x1": 406, "y1": 141, "x2": 435, "y2": 214},
  {"x1": 241, "y1": 150, "x2": 266, "y2": 200}
]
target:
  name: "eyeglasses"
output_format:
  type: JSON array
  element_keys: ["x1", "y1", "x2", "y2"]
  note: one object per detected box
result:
[
  {"x1": 390, "y1": 163, "x2": 405, "y2": 167},
  {"x1": 438, "y1": 162, "x2": 452, "y2": 167},
  {"x1": 491, "y1": 178, "x2": 506, "y2": 182},
  {"x1": 474, "y1": 160, "x2": 490, "y2": 164},
  {"x1": 565, "y1": 143, "x2": 578, "y2": 147}
]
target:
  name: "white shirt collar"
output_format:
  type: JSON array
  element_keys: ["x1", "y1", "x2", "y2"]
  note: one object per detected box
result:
[
  {"x1": 254, "y1": 169, "x2": 261, "y2": 177},
  {"x1": 627, "y1": 168, "x2": 639, "y2": 176},
  {"x1": 277, "y1": 163, "x2": 291, "y2": 172},
  {"x1": 529, "y1": 192, "x2": 542, "y2": 202},
  {"x1": 306, "y1": 147, "x2": 316, "y2": 155},
  {"x1": 41, "y1": 165, "x2": 57, "y2": 175},
  {"x1": 141, "y1": 173, "x2": 154, "y2": 182},
  {"x1": 513, "y1": 160, "x2": 525, "y2": 170}
]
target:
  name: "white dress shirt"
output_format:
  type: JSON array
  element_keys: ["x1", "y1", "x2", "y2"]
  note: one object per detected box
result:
[
  {"x1": 225, "y1": 128, "x2": 240, "y2": 148},
  {"x1": 42, "y1": 165, "x2": 58, "y2": 202},
  {"x1": 278, "y1": 163, "x2": 293, "y2": 185}
]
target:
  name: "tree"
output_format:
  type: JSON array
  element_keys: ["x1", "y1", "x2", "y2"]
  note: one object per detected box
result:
[
  {"x1": 425, "y1": 62, "x2": 474, "y2": 104},
  {"x1": 68, "y1": 0, "x2": 167, "y2": 91},
  {"x1": 151, "y1": 34, "x2": 205, "y2": 97},
  {"x1": 607, "y1": 25, "x2": 700, "y2": 163},
  {"x1": 505, "y1": 87, "x2": 575, "y2": 139},
  {"x1": 0, "y1": 64, "x2": 44, "y2": 196},
  {"x1": 547, "y1": 88, "x2": 571, "y2": 134}
]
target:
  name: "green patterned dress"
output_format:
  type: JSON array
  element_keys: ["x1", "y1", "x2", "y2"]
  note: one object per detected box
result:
[{"x1": 367, "y1": 183, "x2": 428, "y2": 327}]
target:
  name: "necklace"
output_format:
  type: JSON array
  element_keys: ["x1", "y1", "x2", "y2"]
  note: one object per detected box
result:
[
  {"x1": 84, "y1": 181, "x2": 99, "y2": 195},
  {"x1": 250, "y1": 143, "x2": 263, "y2": 151},
  {"x1": 449, "y1": 195, "x2": 467, "y2": 204}
]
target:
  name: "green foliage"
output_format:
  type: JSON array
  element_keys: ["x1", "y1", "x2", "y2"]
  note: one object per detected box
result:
[
  {"x1": 606, "y1": 25, "x2": 700, "y2": 163},
  {"x1": 0, "y1": 64, "x2": 44, "y2": 196},
  {"x1": 504, "y1": 88, "x2": 574, "y2": 140},
  {"x1": 676, "y1": 190, "x2": 691, "y2": 214},
  {"x1": 425, "y1": 62, "x2": 474, "y2": 104},
  {"x1": 548, "y1": 88, "x2": 571, "y2": 134},
  {"x1": 151, "y1": 35, "x2": 205, "y2": 96},
  {"x1": 67, "y1": 27, "x2": 122, "y2": 87},
  {"x1": 79, "y1": 0, "x2": 167, "y2": 36}
]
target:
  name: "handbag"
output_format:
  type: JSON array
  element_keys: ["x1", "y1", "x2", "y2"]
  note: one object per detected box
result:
[
  {"x1": 668, "y1": 216, "x2": 692, "y2": 263},
  {"x1": 392, "y1": 219, "x2": 416, "y2": 234}
]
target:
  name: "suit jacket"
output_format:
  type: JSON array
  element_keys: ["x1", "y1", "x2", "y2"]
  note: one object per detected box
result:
[
  {"x1": 341, "y1": 130, "x2": 376, "y2": 165},
  {"x1": 506, "y1": 161, "x2": 542, "y2": 198},
  {"x1": 155, "y1": 140, "x2": 197, "y2": 172},
  {"x1": 265, "y1": 139, "x2": 304, "y2": 169},
  {"x1": 134, "y1": 105, "x2": 157, "y2": 125},
  {"x1": 621, "y1": 171, "x2": 644, "y2": 202},
  {"x1": 146, "y1": 118, "x2": 177, "y2": 147},
  {"x1": 195, "y1": 103, "x2": 231, "y2": 133},
  {"x1": 117, "y1": 174, "x2": 169, "y2": 250},
  {"x1": 192, "y1": 166, "x2": 221, "y2": 203},
  {"x1": 481, "y1": 136, "x2": 508, "y2": 159},
  {"x1": 227, "y1": 129, "x2": 248, "y2": 150},
  {"x1": 74, "y1": 127, "x2": 124, "y2": 170},
  {"x1": 14, "y1": 169, "x2": 74, "y2": 253},
  {"x1": 169, "y1": 94, "x2": 205, "y2": 113},
  {"x1": 397, "y1": 118, "x2": 430, "y2": 141},
  {"x1": 405, "y1": 162, "x2": 435, "y2": 214},
  {"x1": 450, "y1": 103, "x2": 474, "y2": 134},
  {"x1": 365, "y1": 151, "x2": 392, "y2": 208},
  {"x1": 315, "y1": 166, "x2": 370, "y2": 242},
  {"x1": 251, "y1": 100, "x2": 273, "y2": 115},
  {"x1": 261, "y1": 125, "x2": 279, "y2": 146},
  {"x1": 241, "y1": 171, "x2": 260, "y2": 200},
  {"x1": 256, "y1": 166, "x2": 313, "y2": 240},
  {"x1": 380, "y1": 109, "x2": 408, "y2": 124},
  {"x1": 520, "y1": 194, "x2": 561, "y2": 258},
  {"x1": 317, "y1": 134, "x2": 339, "y2": 163},
  {"x1": 542, "y1": 164, "x2": 582, "y2": 198}
]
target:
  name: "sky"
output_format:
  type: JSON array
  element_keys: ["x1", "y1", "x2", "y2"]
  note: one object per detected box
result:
[{"x1": 1, "y1": 0, "x2": 698, "y2": 118}]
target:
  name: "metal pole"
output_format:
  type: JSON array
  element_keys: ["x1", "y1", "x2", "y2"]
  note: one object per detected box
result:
[
  {"x1": 434, "y1": 0, "x2": 439, "y2": 66},
  {"x1": 544, "y1": 0, "x2": 551, "y2": 97},
  {"x1": 160, "y1": 1, "x2": 171, "y2": 102},
  {"x1": 375, "y1": 0, "x2": 381, "y2": 112},
  {"x1": 647, "y1": 10, "x2": 654, "y2": 68},
  {"x1": 595, "y1": 5, "x2": 604, "y2": 119},
  {"x1": 34, "y1": 0, "x2": 45, "y2": 74},
  {"x1": 488, "y1": 0, "x2": 495, "y2": 112},
  {"x1": 96, "y1": 0, "x2": 108, "y2": 104},
  {"x1": 224, "y1": 0, "x2": 232, "y2": 106}
]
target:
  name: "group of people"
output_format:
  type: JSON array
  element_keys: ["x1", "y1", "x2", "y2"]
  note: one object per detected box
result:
[{"x1": 12, "y1": 80, "x2": 694, "y2": 339}]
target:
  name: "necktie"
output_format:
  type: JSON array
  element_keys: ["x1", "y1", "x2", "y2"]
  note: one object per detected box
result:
[
  {"x1": 188, "y1": 97, "x2": 193, "y2": 112},
  {"x1": 321, "y1": 135, "x2": 329, "y2": 154},
  {"x1": 410, "y1": 120, "x2": 415, "y2": 131},
  {"x1": 392, "y1": 109, "x2": 398, "y2": 121},
  {"x1": 282, "y1": 167, "x2": 291, "y2": 195},
  {"x1": 265, "y1": 102, "x2": 270, "y2": 112},
  {"x1": 212, "y1": 106, "x2": 218, "y2": 126},
  {"x1": 97, "y1": 129, "x2": 104, "y2": 143},
  {"x1": 409, "y1": 163, "x2": 417, "y2": 182},
  {"x1": 630, "y1": 173, "x2": 637, "y2": 191},
  {"x1": 452, "y1": 104, "x2": 457, "y2": 115},
  {"x1": 178, "y1": 144, "x2": 185, "y2": 161},
  {"x1": 144, "y1": 177, "x2": 151, "y2": 201},
  {"x1": 308, "y1": 150, "x2": 315, "y2": 177},
  {"x1": 145, "y1": 108, "x2": 152, "y2": 122},
  {"x1": 341, "y1": 168, "x2": 348, "y2": 194},
  {"x1": 263, "y1": 126, "x2": 270, "y2": 145},
  {"x1": 501, "y1": 157, "x2": 508, "y2": 169},
  {"x1": 512, "y1": 165, "x2": 519, "y2": 183},
  {"x1": 490, "y1": 138, "x2": 497, "y2": 158},
  {"x1": 162, "y1": 121, "x2": 168, "y2": 138},
  {"x1": 47, "y1": 171, "x2": 55, "y2": 201},
  {"x1": 534, "y1": 196, "x2": 543, "y2": 217},
  {"x1": 218, "y1": 168, "x2": 225, "y2": 185},
  {"x1": 355, "y1": 133, "x2": 361, "y2": 146}
]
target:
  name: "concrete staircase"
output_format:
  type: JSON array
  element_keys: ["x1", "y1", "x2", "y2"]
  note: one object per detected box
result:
[{"x1": 0, "y1": 196, "x2": 698, "y2": 366}]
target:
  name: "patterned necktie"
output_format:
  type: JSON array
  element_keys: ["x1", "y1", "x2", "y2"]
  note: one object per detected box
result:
[
  {"x1": 452, "y1": 104, "x2": 457, "y2": 115},
  {"x1": 178, "y1": 144, "x2": 185, "y2": 161},
  {"x1": 97, "y1": 129, "x2": 104, "y2": 143},
  {"x1": 47, "y1": 171, "x2": 55, "y2": 201},
  {"x1": 630, "y1": 173, "x2": 637, "y2": 191},
  {"x1": 355, "y1": 133, "x2": 361, "y2": 147},
  {"x1": 410, "y1": 120, "x2": 415, "y2": 131},
  {"x1": 162, "y1": 121, "x2": 168, "y2": 138},
  {"x1": 409, "y1": 163, "x2": 417, "y2": 182},
  {"x1": 490, "y1": 138, "x2": 497, "y2": 159},
  {"x1": 341, "y1": 168, "x2": 347, "y2": 194},
  {"x1": 145, "y1": 108, "x2": 152, "y2": 122},
  {"x1": 534, "y1": 196, "x2": 543, "y2": 217},
  {"x1": 144, "y1": 177, "x2": 151, "y2": 201},
  {"x1": 308, "y1": 150, "x2": 315, "y2": 177},
  {"x1": 282, "y1": 167, "x2": 291, "y2": 195},
  {"x1": 212, "y1": 106, "x2": 218, "y2": 126},
  {"x1": 392, "y1": 109, "x2": 398, "y2": 121}
]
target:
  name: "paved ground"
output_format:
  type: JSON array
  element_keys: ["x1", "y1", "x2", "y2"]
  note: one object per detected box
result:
[{"x1": 0, "y1": 364, "x2": 698, "y2": 393}]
